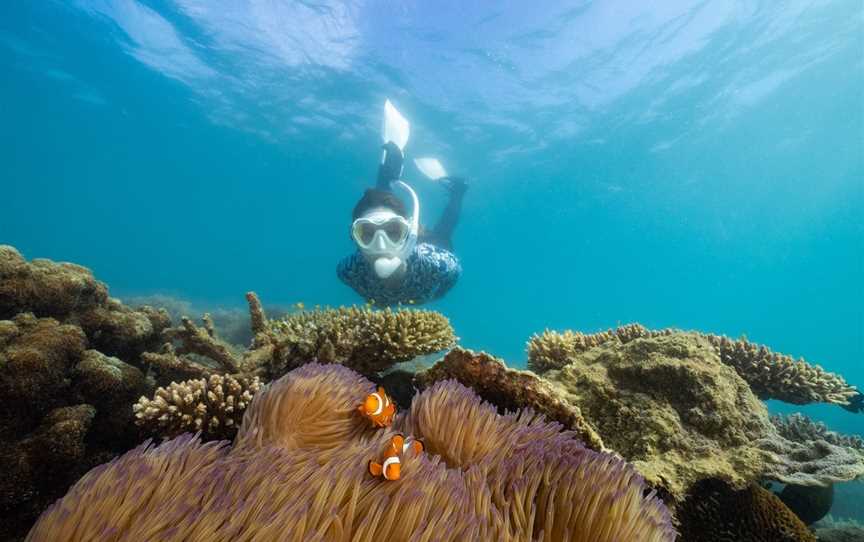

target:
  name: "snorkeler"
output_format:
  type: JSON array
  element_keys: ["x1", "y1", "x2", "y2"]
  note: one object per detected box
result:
[{"x1": 337, "y1": 101, "x2": 467, "y2": 306}]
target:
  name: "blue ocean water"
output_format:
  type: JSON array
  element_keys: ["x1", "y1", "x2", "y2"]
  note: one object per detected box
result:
[{"x1": 1, "y1": 0, "x2": 861, "y2": 449}]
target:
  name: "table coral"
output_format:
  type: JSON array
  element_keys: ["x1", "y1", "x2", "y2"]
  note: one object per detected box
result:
[
  {"x1": 773, "y1": 413, "x2": 864, "y2": 451},
  {"x1": 261, "y1": 303, "x2": 456, "y2": 376},
  {"x1": 529, "y1": 324, "x2": 859, "y2": 408},
  {"x1": 27, "y1": 363, "x2": 676, "y2": 542}
]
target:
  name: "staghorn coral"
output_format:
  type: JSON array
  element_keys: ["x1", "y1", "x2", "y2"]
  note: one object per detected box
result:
[
  {"x1": 677, "y1": 478, "x2": 817, "y2": 542},
  {"x1": 416, "y1": 347, "x2": 604, "y2": 451},
  {"x1": 139, "y1": 293, "x2": 455, "y2": 386},
  {"x1": 28, "y1": 363, "x2": 675, "y2": 542},
  {"x1": 773, "y1": 413, "x2": 864, "y2": 451},
  {"x1": 528, "y1": 324, "x2": 859, "y2": 408},
  {"x1": 133, "y1": 374, "x2": 261, "y2": 441}
]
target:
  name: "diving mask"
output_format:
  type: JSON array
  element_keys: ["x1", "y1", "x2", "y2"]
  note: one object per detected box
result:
[
  {"x1": 352, "y1": 213, "x2": 412, "y2": 250},
  {"x1": 352, "y1": 180, "x2": 421, "y2": 279}
]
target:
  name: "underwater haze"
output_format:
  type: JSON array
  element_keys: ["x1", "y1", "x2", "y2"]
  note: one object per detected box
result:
[{"x1": 1, "y1": 0, "x2": 862, "y2": 449}]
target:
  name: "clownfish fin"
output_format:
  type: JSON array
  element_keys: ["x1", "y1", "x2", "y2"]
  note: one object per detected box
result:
[
  {"x1": 411, "y1": 438, "x2": 425, "y2": 454},
  {"x1": 369, "y1": 460, "x2": 383, "y2": 477},
  {"x1": 391, "y1": 434, "x2": 405, "y2": 451}
]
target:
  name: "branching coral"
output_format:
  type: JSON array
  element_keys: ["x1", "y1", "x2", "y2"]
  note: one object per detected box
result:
[
  {"x1": 28, "y1": 363, "x2": 676, "y2": 542},
  {"x1": 140, "y1": 293, "x2": 455, "y2": 386},
  {"x1": 416, "y1": 347, "x2": 604, "y2": 451},
  {"x1": 528, "y1": 324, "x2": 859, "y2": 407},
  {"x1": 676, "y1": 479, "x2": 817, "y2": 542},
  {"x1": 133, "y1": 374, "x2": 261, "y2": 441}
]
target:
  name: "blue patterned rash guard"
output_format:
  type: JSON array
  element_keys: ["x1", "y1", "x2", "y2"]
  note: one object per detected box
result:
[{"x1": 337, "y1": 243, "x2": 461, "y2": 306}]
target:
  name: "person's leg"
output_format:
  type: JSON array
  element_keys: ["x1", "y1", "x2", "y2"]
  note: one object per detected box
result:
[
  {"x1": 428, "y1": 178, "x2": 467, "y2": 251},
  {"x1": 376, "y1": 142, "x2": 403, "y2": 191}
]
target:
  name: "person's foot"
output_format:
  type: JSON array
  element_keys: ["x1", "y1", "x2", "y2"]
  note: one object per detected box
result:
[{"x1": 442, "y1": 176, "x2": 468, "y2": 196}]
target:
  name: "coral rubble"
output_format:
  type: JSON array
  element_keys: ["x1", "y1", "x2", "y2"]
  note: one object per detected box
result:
[
  {"x1": 28, "y1": 364, "x2": 676, "y2": 542},
  {"x1": 528, "y1": 324, "x2": 859, "y2": 408}
]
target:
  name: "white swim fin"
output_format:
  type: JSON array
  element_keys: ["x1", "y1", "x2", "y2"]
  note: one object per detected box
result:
[
  {"x1": 382, "y1": 99, "x2": 410, "y2": 151},
  {"x1": 414, "y1": 157, "x2": 448, "y2": 181}
]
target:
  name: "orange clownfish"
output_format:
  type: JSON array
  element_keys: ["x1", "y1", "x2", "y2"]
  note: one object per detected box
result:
[
  {"x1": 357, "y1": 387, "x2": 396, "y2": 428},
  {"x1": 368, "y1": 434, "x2": 425, "y2": 481}
]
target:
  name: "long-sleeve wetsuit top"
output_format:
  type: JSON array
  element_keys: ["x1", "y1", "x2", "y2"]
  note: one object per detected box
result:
[{"x1": 337, "y1": 243, "x2": 461, "y2": 306}]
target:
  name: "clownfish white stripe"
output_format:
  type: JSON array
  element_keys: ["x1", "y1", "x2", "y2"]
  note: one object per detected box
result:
[
  {"x1": 382, "y1": 455, "x2": 400, "y2": 479},
  {"x1": 371, "y1": 393, "x2": 383, "y2": 416}
]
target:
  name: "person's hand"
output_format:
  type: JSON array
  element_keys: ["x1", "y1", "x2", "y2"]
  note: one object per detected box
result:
[{"x1": 441, "y1": 176, "x2": 468, "y2": 196}]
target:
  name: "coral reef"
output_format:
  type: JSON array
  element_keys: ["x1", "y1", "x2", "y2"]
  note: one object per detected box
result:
[
  {"x1": 527, "y1": 332, "x2": 775, "y2": 500},
  {"x1": 676, "y1": 478, "x2": 817, "y2": 542},
  {"x1": 762, "y1": 415, "x2": 864, "y2": 487},
  {"x1": 758, "y1": 436, "x2": 864, "y2": 486},
  {"x1": 528, "y1": 324, "x2": 859, "y2": 408},
  {"x1": 416, "y1": 347, "x2": 605, "y2": 451},
  {"x1": 124, "y1": 293, "x2": 291, "y2": 348},
  {"x1": 773, "y1": 413, "x2": 864, "y2": 451},
  {"x1": 141, "y1": 293, "x2": 456, "y2": 384},
  {"x1": 259, "y1": 304, "x2": 456, "y2": 377},
  {"x1": 133, "y1": 374, "x2": 261, "y2": 440},
  {"x1": 0, "y1": 313, "x2": 151, "y2": 541},
  {"x1": 0, "y1": 245, "x2": 171, "y2": 362},
  {"x1": 28, "y1": 364, "x2": 676, "y2": 542},
  {"x1": 813, "y1": 517, "x2": 864, "y2": 542}
]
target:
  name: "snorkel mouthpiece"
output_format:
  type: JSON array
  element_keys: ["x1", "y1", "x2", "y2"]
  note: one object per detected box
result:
[{"x1": 374, "y1": 256, "x2": 403, "y2": 278}]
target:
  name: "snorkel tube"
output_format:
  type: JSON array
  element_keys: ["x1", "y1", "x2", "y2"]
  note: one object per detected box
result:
[{"x1": 362, "y1": 100, "x2": 420, "y2": 279}]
